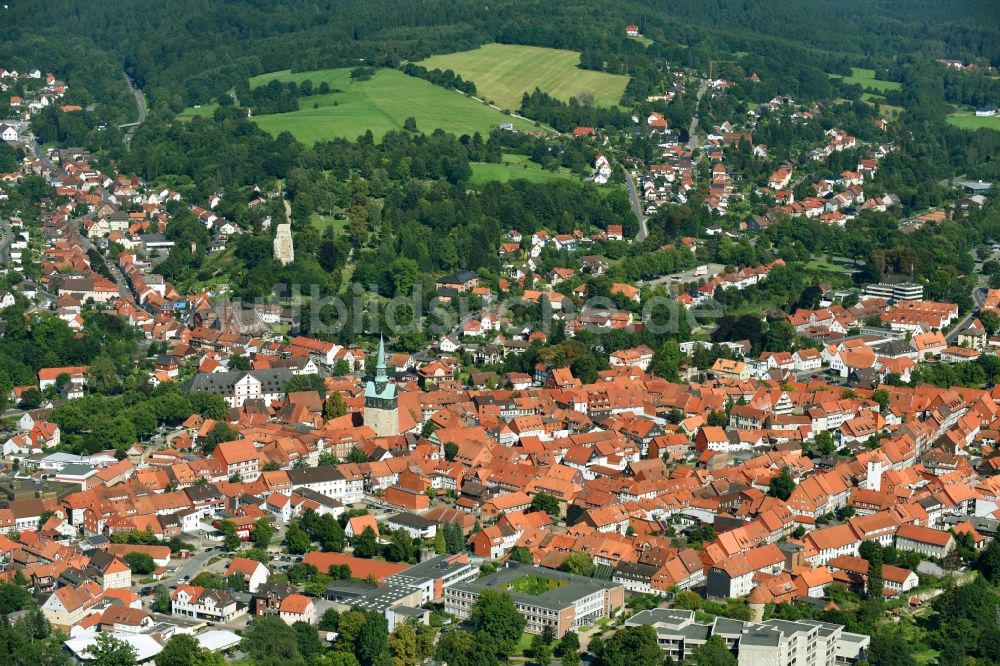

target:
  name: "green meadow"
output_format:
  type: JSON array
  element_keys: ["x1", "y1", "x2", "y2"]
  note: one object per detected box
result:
[
  {"x1": 188, "y1": 67, "x2": 536, "y2": 143},
  {"x1": 420, "y1": 44, "x2": 630, "y2": 110}
]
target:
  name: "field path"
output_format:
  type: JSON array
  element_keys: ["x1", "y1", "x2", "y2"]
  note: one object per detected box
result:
[{"x1": 465, "y1": 92, "x2": 560, "y2": 134}]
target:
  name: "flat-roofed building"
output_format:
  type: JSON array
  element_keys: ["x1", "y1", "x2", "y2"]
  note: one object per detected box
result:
[
  {"x1": 444, "y1": 564, "x2": 624, "y2": 637},
  {"x1": 864, "y1": 282, "x2": 923, "y2": 302},
  {"x1": 626, "y1": 608, "x2": 870, "y2": 666},
  {"x1": 382, "y1": 553, "x2": 479, "y2": 603}
]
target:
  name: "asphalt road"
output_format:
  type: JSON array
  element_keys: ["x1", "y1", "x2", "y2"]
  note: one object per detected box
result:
[
  {"x1": 0, "y1": 216, "x2": 11, "y2": 268},
  {"x1": 686, "y1": 78, "x2": 709, "y2": 157},
  {"x1": 946, "y1": 286, "x2": 989, "y2": 344},
  {"x1": 133, "y1": 547, "x2": 218, "y2": 595},
  {"x1": 624, "y1": 168, "x2": 649, "y2": 241},
  {"x1": 627, "y1": 78, "x2": 708, "y2": 242},
  {"x1": 123, "y1": 74, "x2": 148, "y2": 148},
  {"x1": 29, "y1": 136, "x2": 56, "y2": 172}
]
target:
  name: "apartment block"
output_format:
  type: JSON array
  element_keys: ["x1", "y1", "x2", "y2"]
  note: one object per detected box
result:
[{"x1": 626, "y1": 608, "x2": 870, "y2": 666}]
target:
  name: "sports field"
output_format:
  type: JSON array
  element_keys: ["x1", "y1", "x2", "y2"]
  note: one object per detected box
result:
[
  {"x1": 828, "y1": 67, "x2": 901, "y2": 92},
  {"x1": 947, "y1": 112, "x2": 1000, "y2": 131},
  {"x1": 471, "y1": 153, "x2": 577, "y2": 185},
  {"x1": 419, "y1": 44, "x2": 630, "y2": 110},
  {"x1": 236, "y1": 67, "x2": 534, "y2": 143}
]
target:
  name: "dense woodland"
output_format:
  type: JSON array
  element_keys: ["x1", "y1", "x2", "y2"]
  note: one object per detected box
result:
[{"x1": 2, "y1": 0, "x2": 997, "y2": 118}]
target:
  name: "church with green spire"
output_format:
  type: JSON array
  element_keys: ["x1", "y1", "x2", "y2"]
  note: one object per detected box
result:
[{"x1": 364, "y1": 336, "x2": 399, "y2": 436}]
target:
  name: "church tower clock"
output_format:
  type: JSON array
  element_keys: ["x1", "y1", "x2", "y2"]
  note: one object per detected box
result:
[{"x1": 363, "y1": 336, "x2": 399, "y2": 436}]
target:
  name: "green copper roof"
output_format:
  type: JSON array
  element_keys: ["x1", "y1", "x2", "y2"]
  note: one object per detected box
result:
[{"x1": 365, "y1": 335, "x2": 396, "y2": 401}]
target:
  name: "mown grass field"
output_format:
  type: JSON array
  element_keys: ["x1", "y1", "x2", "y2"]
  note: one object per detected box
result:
[
  {"x1": 947, "y1": 112, "x2": 1000, "y2": 130},
  {"x1": 860, "y1": 93, "x2": 903, "y2": 114},
  {"x1": 311, "y1": 213, "x2": 348, "y2": 235},
  {"x1": 470, "y1": 153, "x2": 577, "y2": 185},
  {"x1": 419, "y1": 44, "x2": 630, "y2": 110},
  {"x1": 829, "y1": 67, "x2": 901, "y2": 92},
  {"x1": 214, "y1": 67, "x2": 535, "y2": 143},
  {"x1": 177, "y1": 102, "x2": 218, "y2": 119}
]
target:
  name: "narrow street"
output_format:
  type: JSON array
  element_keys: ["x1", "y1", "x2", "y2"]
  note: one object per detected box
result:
[
  {"x1": 29, "y1": 137, "x2": 57, "y2": 172},
  {"x1": 122, "y1": 73, "x2": 148, "y2": 148},
  {"x1": 624, "y1": 168, "x2": 649, "y2": 241},
  {"x1": 686, "y1": 78, "x2": 709, "y2": 158},
  {"x1": 946, "y1": 282, "x2": 988, "y2": 343},
  {"x1": 629, "y1": 76, "x2": 710, "y2": 242},
  {"x1": 0, "y1": 217, "x2": 11, "y2": 268},
  {"x1": 945, "y1": 247, "x2": 993, "y2": 343}
]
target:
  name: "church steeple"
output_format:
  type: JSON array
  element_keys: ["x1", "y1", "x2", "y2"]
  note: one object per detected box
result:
[
  {"x1": 364, "y1": 335, "x2": 398, "y2": 437},
  {"x1": 375, "y1": 335, "x2": 388, "y2": 385}
]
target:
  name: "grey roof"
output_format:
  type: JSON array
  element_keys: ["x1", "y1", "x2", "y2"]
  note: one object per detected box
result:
[
  {"x1": 295, "y1": 487, "x2": 344, "y2": 509},
  {"x1": 186, "y1": 369, "x2": 294, "y2": 396},
  {"x1": 871, "y1": 339, "x2": 915, "y2": 357},
  {"x1": 384, "y1": 553, "x2": 474, "y2": 586},
  {"x1": 343, "y1": 582, "x2": 418, "y2": 612},
  {"x1": 325, "y1": 580, "x2": 377, "y2": 602},
  {"x1": 680, "y1": 624, "x2": 711, "y2": 641},
  {"x1": 612, "y1": 561, "x2": 659, "y2": 579},
  {"x1": 184, "y1": 484, "x2": 224, "y2": 503},
  {"x1": 287, "y1": 466, "x2": 346, "y2": 485},
  {"x1": 759, "y1": 619, "x2": 819, "y2": 637},
  {"x1": 437, "y1": 271, "x2": 477, "y2": 285},
  {"x1": 712, "y1": 617, "x2": 748, "y2": 636},
  {"x1": 138, "y1": 233, "x2": 172, "y2": 243},
  {"x1": 388, "y1": 512, "x2": 436, "y2": 530},
  {"x1": 447, "y1": 564, "x2": 622, "y2": 611},
  {"x1": 391, "y1": 605, "x2": 428, "y2": 617},
  {"x1": 739, "y1": 628, "x2": 781, "y2": 647},
  {"x1": 58, "y1": 463, "x2": 96, "y2": 477},
  {"x1": 627, "y1": 608, "x2": 696, "y2": 628}
]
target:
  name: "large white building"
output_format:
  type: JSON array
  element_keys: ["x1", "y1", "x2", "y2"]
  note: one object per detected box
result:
[
  {"x1": 626, "y1": 609, "x2": 870, "y2": 666},
  {"x1": 287, "y1": 465, "x2": 364, "y2": 505},
  {"x1": 187, "y1": 368, "x2": 294, "y2": 408},
  {"x1": 445, "y1": 565, "x2": 625, "y2": 637},
  {"x1": 171, "y1": 585, "x2": 245, "y2": 622}
]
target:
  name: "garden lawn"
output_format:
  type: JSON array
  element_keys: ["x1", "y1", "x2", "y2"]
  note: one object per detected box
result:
[
  {"x1": 419, "y1": 44, "x2": 630, "y2": 110},
  {"x1": 243, "y1": 67, "x2": 535, "y2": 143},
  {"x1": 947, "y1": 112, "x2": 1000, "y2": 131},
  {"x1": 310, "y1": 213, "x2": 348, "y2": 235}
]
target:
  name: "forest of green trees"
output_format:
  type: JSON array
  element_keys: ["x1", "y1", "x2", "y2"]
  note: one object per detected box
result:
[{"x1": 2, "y1": 0, "x2": 997, "y2": 120}]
